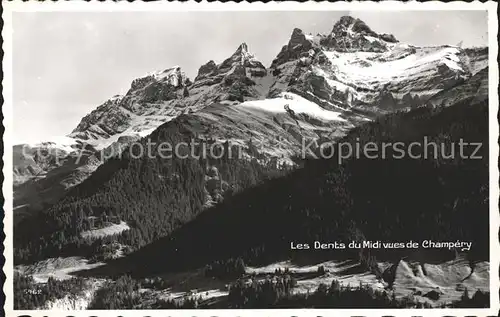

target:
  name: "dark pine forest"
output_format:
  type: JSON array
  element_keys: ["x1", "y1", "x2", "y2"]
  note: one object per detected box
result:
[
  {"x1": 14, "y1": 115, "x2": 291, "y2": 264},
  {"x1": 77, "y1": 97, "x2": 489, "y2": 278}
]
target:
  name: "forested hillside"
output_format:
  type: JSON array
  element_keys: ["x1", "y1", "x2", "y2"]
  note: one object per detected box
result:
[
  {"x1": 14, "y1": 116, "x2": 291, "y2": 264},
  {"x1": 89, "y1": 97, "x2": 489, "y2": 278}
]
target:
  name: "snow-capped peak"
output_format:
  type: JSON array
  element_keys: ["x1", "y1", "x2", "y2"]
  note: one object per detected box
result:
[
  {"x1": 235, "y1": 42, "x2": 249, "y2": 55},
  {"x1": 13, "y1": 15, "x2": 488, "y2": 213},
  {"x1": 220, "y1": 42, "x2": 262, "y2": 69},
  {"x1": 331, "y1": 15, "x2": 398, "y2": 43},
  {"x1": 268, "y1": 15, "x2": 473, "y2": 110},
  {"x1": 109, "y1": 94, "x2": 123, "y2": 102},
  {"x1": 22, "y1": 135, "x2": 79, "y2": 153},
  {"x1": 137, "y1": 66, "x2": 187, "y2": 88},
  {"x1": 319, "y1": 16, "x2": 399, "y2": 53},
  {"x1": 332, "y1": 16, "x2": 374, "y2": 36}
]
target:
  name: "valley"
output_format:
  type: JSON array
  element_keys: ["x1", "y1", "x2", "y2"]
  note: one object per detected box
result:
[{"x1": 15, "y1": 255, "x2": 489, "y2": 309}]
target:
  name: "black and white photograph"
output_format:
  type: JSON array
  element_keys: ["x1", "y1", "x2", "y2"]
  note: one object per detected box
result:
[{"x1": 2, "y1": 1, "x2": 499, "y2": 314}]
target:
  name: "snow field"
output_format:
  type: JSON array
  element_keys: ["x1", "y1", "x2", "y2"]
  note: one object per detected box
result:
[{"x1": 238, "y1": 92, "x2": 347, "y2": 122}]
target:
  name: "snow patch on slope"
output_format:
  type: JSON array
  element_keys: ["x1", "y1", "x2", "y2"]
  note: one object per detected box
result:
[
  {"x1": 238, "y1": 92, "x2": 347, "y2": 122},
  {"x1": 90, "y1": 115, "x2": 176, "y2": 150},
  {"x1": 324, "y1": 46, "x2": 463, "y2": 84},
  {"x1": 25, "y1": 136, "x2": 79, "y2": 153}
]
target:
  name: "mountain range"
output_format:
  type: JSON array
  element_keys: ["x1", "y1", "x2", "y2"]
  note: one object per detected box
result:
[
  {"x1": 13, "y1": 16, "x2": 487, "y2": 223},
  {"x1": 13, "y1": 16, "x2": 490, "y2": 309}
]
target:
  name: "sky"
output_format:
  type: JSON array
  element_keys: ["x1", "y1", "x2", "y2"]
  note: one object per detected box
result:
[{"x1": 13, "y1": 10, "x2": 488, "y2": 144}]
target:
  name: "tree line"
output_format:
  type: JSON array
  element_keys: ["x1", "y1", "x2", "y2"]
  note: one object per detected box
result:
[
  {"x1": 14, "y1": 115, "x2": 290, "y2": 264},
  {"x1": 100, "y1": 97, "x2": 488, "y2": 279}
]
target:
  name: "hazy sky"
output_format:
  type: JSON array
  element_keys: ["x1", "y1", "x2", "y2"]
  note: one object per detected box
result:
[{"x1": 13, "y1": 10, "x2": 488, "y2": 144}]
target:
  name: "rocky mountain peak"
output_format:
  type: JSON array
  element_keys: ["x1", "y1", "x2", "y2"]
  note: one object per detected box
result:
[
  {"x1": 187, "y1": 43, "x2": 268, "y2": 103},
  {"x1": 152, "y1": 66, "x2": 188, "y2": 88},
  {"x1": 270, "y1": 28, "x2": 316, "y2": 70},
  {"x1": 69, "y1": 64, "x2": 194, "y2": 144},
  {"x1": 332, "y1": 16, "x2": 377, "y2": 37},
  {"x1": 234, "y1": 42, "x2": 249, "y2": 55},
  {"x1": 289, "y1": 28, "x2": 313, "y2": 48},
  {"x1": 13, "y1": 16, "x2": 489, "y2": 259},
  {"x1": 129, "y1": 66, "x2": 188, "y2": 92},
  {"x1": 215, "y1": 43, "x2": 266, "y2": 79},
  {"x1": 320, "y1": 15, "x2": 398, "y2": 52},
  {"x1": 196, "y1": 60, "x2": 218, "y2": 81},
  {"x1": 333, "y1": 16, "x2": 357, "y2": 29},
  {"x1": 219, "y1": 42, "x2": 262, "y2": 70}
]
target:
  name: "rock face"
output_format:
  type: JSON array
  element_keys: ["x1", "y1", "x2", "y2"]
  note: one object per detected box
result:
[
  {"x1": 13, "y1": 138, "x2": 97, "y2": 186},
  {"x1": 427, "y1": 67, "x2": 488, "y2": 108},
  {"x1": 268, "y1": 15, "x2": 483, "y2": 114},
  {"x1": 320, "y1": 15, "x2": 397, "y2": 53},
  {"x1": 192, "y1": 43, "x2": 268, "y2": 102},
  {"x1": 195, "y1": 60, "x2": 218, "y2": 81},
  {"x1": 186, "y1": 91, "x2": 362, "y2": 168},
  {"x1": 13, "y1": 15, "x2": 488, "y2": 220},
  {"x1": 270, "y1": 28, "x2": 315, "y2": 70},
  {"x1": 70, "y1": 66, "x2": 191, "y2": 147}
]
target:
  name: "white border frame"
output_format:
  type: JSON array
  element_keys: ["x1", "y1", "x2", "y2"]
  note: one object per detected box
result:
[{"x1": 2, "y1": 1, "x2": 499, "y2": 316}]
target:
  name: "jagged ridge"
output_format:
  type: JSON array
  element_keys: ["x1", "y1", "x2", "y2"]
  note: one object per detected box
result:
[{"x1": 12, "y1": 15, "x2": 488, "y2": 226}]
